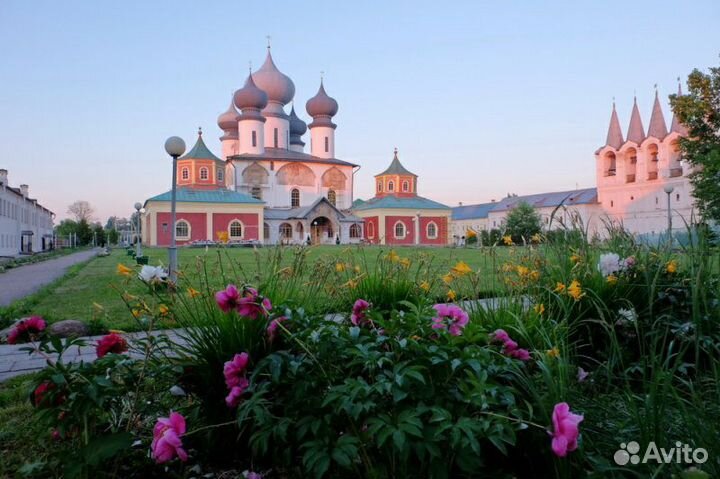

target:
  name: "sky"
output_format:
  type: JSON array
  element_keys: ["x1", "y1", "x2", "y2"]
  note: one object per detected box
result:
[{"x1": 0, "y1": 0, "x2": 718, "y2": 222}]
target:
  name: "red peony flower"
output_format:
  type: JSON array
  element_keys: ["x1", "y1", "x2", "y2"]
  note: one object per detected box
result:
[
  {"x1": 96, "y1": 333, "x2": 128, "y2": 358},
  {"x1": 7, "y1": 316, "x2": 46, "y2": 344}
]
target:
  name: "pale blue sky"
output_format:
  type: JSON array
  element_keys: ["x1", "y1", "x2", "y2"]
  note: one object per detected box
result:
[{"x1": 0, "y1": 0, "x2": 718, "y2": 221}]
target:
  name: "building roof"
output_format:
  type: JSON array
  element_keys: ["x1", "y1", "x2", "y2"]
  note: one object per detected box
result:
[
  {"x1": 647, "y1": 90, "x2": 668, "y2": 139},
  {"x1": 626, "y1": 97, "x2": 646, "y2": 144},
  {"x1": 229, "y1": 147, "x2": 357, "y2": 167},
  {"x1": 605, "y1": 102, "x2": 624, "y2": 149},
  {"x1": 671, "y1": 82, "x2": 689, "y2": 136},
  {"x1": 179, "y1": 130, "x2": 223, "y2": 162},
  {"x1": 265, "y1": 197, "x2": 361, "y2": 222},
  {"x1": 353, "y1": 194, "x2": 450, "y2": 211},
  {"x1": 451, "y1": 187, "x2": 598, "y2": 219},
  {"x1": 376, "y1": 149, "x2": 417, "y2": 177},
  {"x1": 145, "y1": 187, "x2": 263, "y2": 206}
]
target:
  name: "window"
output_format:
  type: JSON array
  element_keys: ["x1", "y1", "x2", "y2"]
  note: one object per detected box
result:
[
  {"x1": 656, "y1": 197, "x2": 659, "y2": 205},
  {"x1": 610, "y1": 200, "x2": 614, "y2": 207},
  {"x1": 252, "y1": 130, "x2": 257, "y2": 147},
  {"x1": 350, "y1": 224, "x2": 361, "y2": 238},
  {"x1": 388, "y1": 181, "x2": 395, "y2": 192},
  {"x1": 217, "y1": 169, "x2": 224, "y2": 182},
  {"x1": 162, "y1": 223, "x2": 168, "y2": 233},
  {"x1": 280, "y1": 223, "x2": 292, "y2": 240},
  {"x1": 181, "y1": 168, "x2": 189, "y2": 180},
  {"x1": 251, "y1": 186, "x2": 262, "y2": 200},
  {"x1": 394, "y1": 222, "x2": 406, "y2": 239},
  {"x1": 229, "y1": 220, "x2": 243, "y2": 240},
  {"x1": 426, "y1": 222, "x2": 438, "y2": 239},
  {"x1": 263, "y1": 222, "x2": 270, "y2": 241},
  {"x1": 377, "y1": 182, "x2": 383, "y2": 192},
  {"x1": 274, "y1": 128, "x2": 278, "y2": 148},
  {"x1": 676, "y1": 193, "x2": 680, "y2": 202},
  {"x1": 175, "y1": 220, "x2": 190, "y2": 240},
  {"x1": 367, "y1": 221, "x2": 374, "y2": 238},
  {"x1": 291, "y1": 188, "x2": 300, "y2": 208},
  {"x1": 327, "y1": 189, "x2": 336, "y2": 206},
  {"x1": 324, "y1": 136, "x2": 329, "y2": 153},
  {"x1": 199, "y1": 167, "x2": 209, "y2": 180},
  {"x1": 402, "y1": 181, "x2": 409, "y2": 192}
]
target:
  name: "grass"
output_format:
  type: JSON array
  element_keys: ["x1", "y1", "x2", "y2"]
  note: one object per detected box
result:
[{"x1": 1, "y1": 245, "x2": 517, "y2": 332}]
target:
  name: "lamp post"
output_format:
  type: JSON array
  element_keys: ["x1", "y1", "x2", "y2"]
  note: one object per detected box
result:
[
  {"x1": 134, "y1": 202, "x2": 143, "y2": 258},
  {"x1": 164, "y1": 136, "x2": 186, "y2": 283},
  {"x1": 663, "y1": 184, "x2": 674, "y2": 247}
]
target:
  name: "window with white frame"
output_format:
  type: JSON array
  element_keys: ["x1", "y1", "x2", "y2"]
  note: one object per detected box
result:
[
  {"x1": 217, "y1": 169, "x2": 224, "y2": 182},
  {"x1": 367, "y1": 221, "x2": 374, "y2": 238},
  {"x1": 176, "y1": 220, "x2": 190, "y2": 240},
  {"x1": 228, "y1": 220, "x2": 243, "y2": 240},
  {"x1": 199, "y1": 167, "x2": 209, "y2": 180},
  {"x1": 279, "y1": 223, "x2": 292, "y2": 239},
  {"x1": 426, "y1": 221, "x2": 438, "y2": 239},
  {"x1": 181, "y1": 168, "x2": 189, "y2": 180},
  {"x1": 349, "y1": 224, "x2": 361, "y2": 238},
  {"x1": 291, "y1": 189, "x2": 300, "y2": 208},
  {"x1": 388, "y1": 181, "x2": 395, "y2": 192},
  {"x1": 327, "y1": 189, "x2": 336, "y2": 206},
  {"x1": 394, "y1": 221, "x2": 406, "y2": 239},
  {"x1": 402, "y1": 180, "x2": 409, "y2": 192}
]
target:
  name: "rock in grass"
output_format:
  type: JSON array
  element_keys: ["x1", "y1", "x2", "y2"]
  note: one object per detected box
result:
[{"x1": 48, "y1": 320, "x2": 90, "y2": 338}]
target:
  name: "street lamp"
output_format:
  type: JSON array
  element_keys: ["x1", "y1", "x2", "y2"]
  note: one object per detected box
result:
[
  {"x1": 134, "y1": 202, "x2": 143, "y2": 258},
  {"x1": 663, "y1": 184, "x2": 674, "y2": 247},
  {"x1": 164, "y1": 136, "x2": 186, "y2": 283}
]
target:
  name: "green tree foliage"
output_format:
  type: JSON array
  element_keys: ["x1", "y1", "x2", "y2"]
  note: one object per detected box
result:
[
  {"x1": 76, "y1": 219, "x2": 93, "y2": 246},
  {"x1": 107, "y1": 229, "x2": 119, "y2": 245},
  {"x1": 92, "y1": 223, "x2": 106, "y2": 246},
  {"x1": 670, "y1": 58, "x2": 720, "y2": 221},
  {"x1": 504, "y1": 201, "x2": 541, "y2": 243},
  {"x1": 54, "y1": 219, "x2": 78, "y2": 237}
]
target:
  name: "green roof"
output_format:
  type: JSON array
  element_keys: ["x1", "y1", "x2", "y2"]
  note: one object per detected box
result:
[
  {"x1": 145, "y1": 187, "x2": 263, "y2": 205},
  {"x1": 376, "y1": 151, "x2": 416, "y2": 177},
  {"x1": 353, "y1": 194, "x2": 449, "y2": 211},
  {"x1": 179, "y1": 133, "x2": 222, "y2": 161}
]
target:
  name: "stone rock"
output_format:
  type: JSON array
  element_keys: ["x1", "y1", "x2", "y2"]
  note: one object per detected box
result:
[
  {"x1": 0, "y1": 320, "x2": 22, "y2": 342},
  {"x1": 48, "y1": 320, "x2": 90, "y2": 338}
]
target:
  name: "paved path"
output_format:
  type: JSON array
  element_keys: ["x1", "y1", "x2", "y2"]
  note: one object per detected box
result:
[
  {"x1": 0, "y1": 249, "x2": 100, "y2": 307},
  {"x1": 0, "y1": 297, "x2": 530, "y2": 383}
]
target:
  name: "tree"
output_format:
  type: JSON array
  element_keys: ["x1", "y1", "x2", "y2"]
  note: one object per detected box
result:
[
  {"x1": 76, "y1": 219, "x2": 94, "y2": 246},
  {"x1": 55, "y1": 219, "x2": 78, "y2": 237},
  {"x1": 505, "y1": 201, "x2": 542, "y2": 243},
  {"x1": 107, "y1": 229, "x2": 119, "y2": 245},
  {"x1": 670, "y1": 58, "x2": 720, "y2": 221},
  {"x1": 92, "y1": 223, "x2": 106, "y2": 247},
  {"x1": 67, "y1": 200, "x2": 95, "y2": 222}
]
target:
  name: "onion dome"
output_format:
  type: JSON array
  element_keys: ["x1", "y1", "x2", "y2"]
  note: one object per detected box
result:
[
  {"x1": 217, "y1": 97, "x2": 240, "y2": 132},
  {"x1": 252, "y1": 50, "x2": 295, "y2": 105},
  {"x1": 233, "y1": 74, "x2": 268, "y2": 111},
  {"x1": 306, "y1": 80, "x2": 339, "y2": 118},
  {"x1": 289, "y1": 105, "x2": 307, "y2": 136}
]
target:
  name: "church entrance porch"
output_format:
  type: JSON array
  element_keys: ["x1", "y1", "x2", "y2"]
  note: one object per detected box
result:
[{"x1": 310, "y1": 216, "x2": 334, "y2": 245}]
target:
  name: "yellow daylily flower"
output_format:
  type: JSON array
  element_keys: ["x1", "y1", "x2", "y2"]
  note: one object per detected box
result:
[
  {"x1": 516, "y1": 265, "x2": 530, "y2": 277},
  {"x1": 187, "y1": 287, "x2": 202, "y2": 298},
  {"x1": 567, "y1": 280, "x2": 585, "y2": 301},
  {"x1": 131, "y1": 309, "x2": 142, "y2": 319},
  {"x1": 554, "y1": 282, "x2": 566, "y2": 293},
  {"x1": 419, "y1": 280, "x2": 431, "y2": 292},
  {"x1": 354, "y1": 265, "x2": 361, "y2": 273},
  {"x1": 570, "y1": 254, "x2": 581, "y2": 264},
  {"x1": 606, "y1": 274, "x2": 618, "y2": 285},
  {"x1": 335, "y1": 262, "x2": 346, "y2": 273},
  {"x1": 158, "y1": 304, "x2": 170, "y2": 316},
  {"x1": 116, "y1": 263, "x2": 132, "y2": 276},
  {"x1": 531, "y1": 233, "x2": 542, "y2": 244},
  {"x1": 502, "y1": 235, "x2": 513, "y2": 246},
  {"x1": 451, "y1": 261, "x2": 472, "y2": 276},
  {"x1": 546, "y1": 347, "x2": 560, "y2": 358},
  {"x1": 399, "y1": 258, "x2": 411, "y2": 268},
  {"x1": 534, "y1": 303, "x2": 545, "y2": 315},
  {"x1": 442, "y1": 273, "x2": 455, "y2": 284},
  {"x1": 529, "y1": 270, "x2": 541, "y2": 282},
  {"x1": 344, "y1": 278, "x2": 358, "y2": 289},
  {"x1": 386, "y1": 250, "x2": 400, "y2": 263},
  {"x1": 666, "y1": 260, "x2": 678, "y2": 274},
  {"x1": 446, "y1": 289, "x2": 457, "y2": 301}
]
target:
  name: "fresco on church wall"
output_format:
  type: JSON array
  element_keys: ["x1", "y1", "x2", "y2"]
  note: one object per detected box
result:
[
  {"x1": 321, "y1": 167, "x2": 347, "y2": 190},
  {"x1": 242, "y1": 162, "x2": 269, "y2": 185},
  {"x1": 276, "y1": 163, "x2": 316, "y2": 186}
]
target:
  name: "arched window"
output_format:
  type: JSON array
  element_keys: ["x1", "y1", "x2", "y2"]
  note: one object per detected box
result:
[
  {"x1": 263, "y1": 222, "x2": 270, "y2": 241},
  {"x1": 625, "y1": 148, "x2": 637, "y2": 183},
  {"x1": 274, "y1": 128, "x2": 279, "y2": 148},
  {"x1": 426, "y1": 222, "x2": 438, "y2": 239},
  {"x1": 327, "y1": 189, "x2": 336, "y2": 206},
  {"x1": 394, "y1": 221, "x2": 406, "y2": 239},
  {"x1": 181, "y1": 168, "x2": 189, "y2": 180},
  {"x1": 175, "y1": 220, "x2": 190, "y2": 240},
  {"x1": 647, "y1": 144, "x2": 659, "y2": 180},
  {"x1": 279, "y1": 223, "x2": 293, "y2": 240},
  {"x1": 402, "y1": 180, "x2": 410, "y2": 192},
  {"x1": 324, "y1": 136, "x2": 329, "y2": 153},
  {"x1": 367, "y1": 221, "x2": 375, "y2": 238},
  {"x1": 251, "y1": 186, "x2": 262, "y2": 200},
  {"x1": 199, "y1": 167, "x2": 209, "y2": 180},
  {"x1": 228, "y1": 220, "x2": 243, "y2": 240},
  {"x1": 377, "y1": 182, "x2": 383, "y2": 192},
  {"x1": 350, "y1": 224, "x2": 361, "y2": 238},
  {"x1": 388, "y1": 181, "x2": 395, "y2": 192},
  {"x1": 291, "y1": 189, "x2": 300, "y2": 208},
  {"x1": 604, "y1": 152, "x2": 616, "y2": 176},
  {"x1": 217, "y1": 169, "x2": 224, "y2": 182}
]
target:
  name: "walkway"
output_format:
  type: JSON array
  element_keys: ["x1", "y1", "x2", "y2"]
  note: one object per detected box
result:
[{"x1": 0, "y1": 249, "x2": 99, "y2": 307}]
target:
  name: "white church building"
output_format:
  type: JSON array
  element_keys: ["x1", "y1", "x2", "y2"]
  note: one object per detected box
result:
[{"x1": 0, "y1": 169, "x2": 54, "y2": 257}]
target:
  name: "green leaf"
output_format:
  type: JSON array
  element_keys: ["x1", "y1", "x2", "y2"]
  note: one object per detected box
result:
[
  {"x1": 82, "y1": 432, "x2": 134, "y2": 466},
  {"x1": 392, "y1": 429, "x2": 406, "y2": 451}
]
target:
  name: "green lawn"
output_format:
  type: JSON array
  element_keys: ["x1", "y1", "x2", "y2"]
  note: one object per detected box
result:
[{"x1": 1, "y1": 245, "x2": 517, "y2": 332}]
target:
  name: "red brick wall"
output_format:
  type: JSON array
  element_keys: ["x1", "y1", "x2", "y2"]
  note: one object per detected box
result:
[
  {"x1": 212, "y1": 213, "x2": 260, "y2": 241},
  {"x1": 156, "y1": 212, "x2": 206, "y2": 246},
  {"x1": 385, "y1": 216, "x2": 415, "y2": 245},
  {"x1": 364, "y1": 216, "x2": 379, "y2": 244},
  {"x1": 420, "y1": 216, "x2": 448, "y2": 245}
]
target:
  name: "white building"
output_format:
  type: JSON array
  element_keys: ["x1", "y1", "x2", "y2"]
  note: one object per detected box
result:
[
  {"x1": 0, "y1": 169, "x2": 54, "y2": 257},
  {"x1": 452, "y1": 85, "x2": 695, "y2": 241}
]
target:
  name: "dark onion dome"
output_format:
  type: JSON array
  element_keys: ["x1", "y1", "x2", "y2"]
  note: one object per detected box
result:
[
  {"x1": 233, "y1": 74, "x2": 268, "y2": 111},
  {"x1": 306, "y1": 80, "x2": 339, "y2": 118},
  {"x1": 252, "y1": 50, "x2": 295, "y2": 105},
  {"x1": 288, "y1": 105, "x2": 307, "y2": 136},
  {"x1": 217, "y1": 97, "x2": 240, "y2": 131}
]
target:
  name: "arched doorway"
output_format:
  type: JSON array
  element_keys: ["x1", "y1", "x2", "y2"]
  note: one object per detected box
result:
[{"x1": 310, "y1": 216, "x2": 333, "y2": 245}]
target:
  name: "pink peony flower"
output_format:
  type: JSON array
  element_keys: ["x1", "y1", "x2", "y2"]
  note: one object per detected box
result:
[
  {"x1": 502, "y1": 339, "x2": 518, "y2": 352},
  {"x1": 225, "y1": 378, "x2": 249, "y2": 408},
  {"x1": 151, "y1": 412, "x2": 188, "y2": 464},
  {"x1": 508, "y1": 348, "x2": 531, "y2": 361},
  {"x1": 223, "y1": 352, "x2": 249, "y2": 389},
  {"x1": 96, "y1": 333, "x2": 128, "y2": 358},
  {"x1": 489, "y1": 329, "x2": 531, "y2": 361},
  {"x1": 215, "y1": 284, "x2": 241, "y2": 313},
  {"x1": 490, "y1": 329, "x2": 510, "y2": 343},
  {"x1": 33, "y1": 381, "x2": 64, "y2": 408},
  {"x1": 267, "y1": 316, "x2": 287, "y2": 342},
  {"x1": 350, "y1": 299, "x2": 371, "y2": 326},
  {"x1": 550, "y1": 402, "x2": 583, "y2": 457},
  {"x1": 431, "y1": 304, "x2": 469, "y2": 336},
  {"x1": 7, "y1": 316, "x2": 46, "y2": 344},
  {"x1": 237, "y1": 287, "x2": 273, "y2": 319}
]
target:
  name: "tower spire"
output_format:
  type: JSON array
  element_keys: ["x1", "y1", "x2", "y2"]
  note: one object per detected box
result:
[
  {"x1": 605, "y1": 99, "x2": 624, "y2": 149},
  {"x1": 626, "y1": 95, "x2": 645, "y2": 144},
  {"x1": 647, "y1": 86, "x2": 668, "y2": 139},
  {"x1": 670, "y1": 78, "x2": 688, "y2": 135}
]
